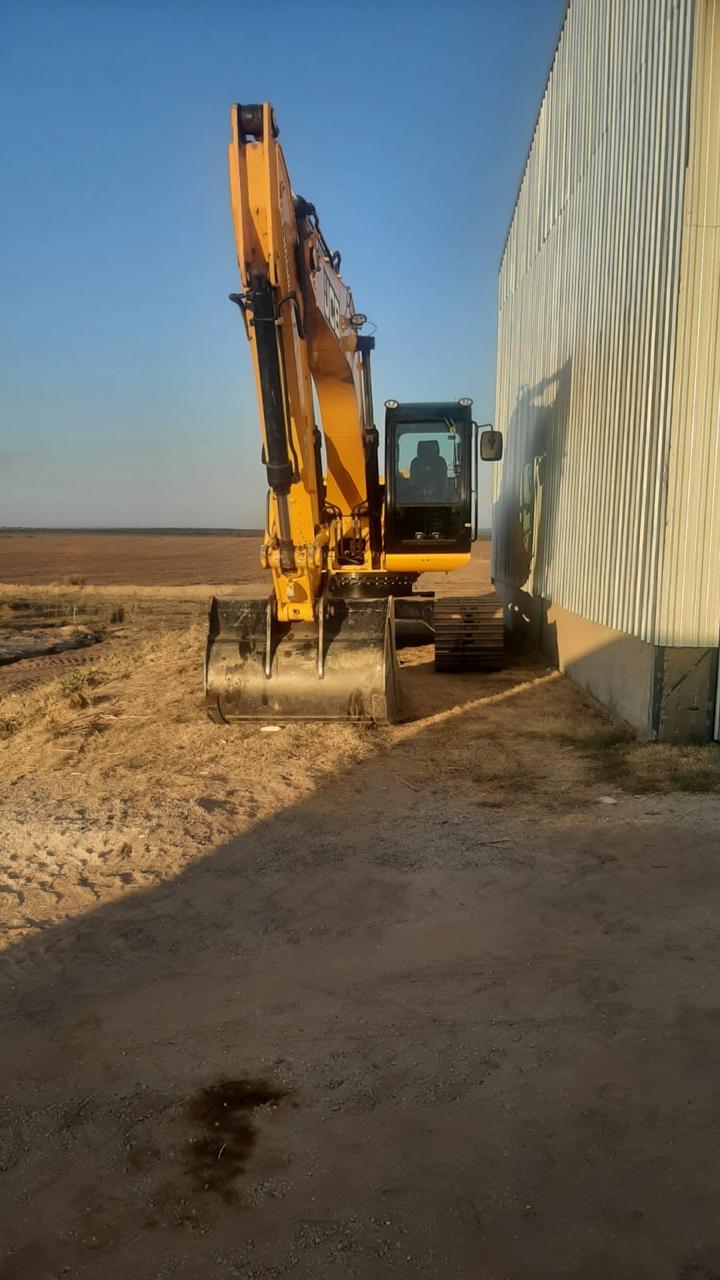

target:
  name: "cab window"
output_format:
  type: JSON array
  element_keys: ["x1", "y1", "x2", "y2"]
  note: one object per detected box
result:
[{"x1": 395, "y1": 424, "x2": 462, "y2": 506}]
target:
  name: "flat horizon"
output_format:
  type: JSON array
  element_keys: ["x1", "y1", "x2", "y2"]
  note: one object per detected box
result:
[
  {"x1": 0, "y1": 526, "x2": 264, "y2": 536},
  {"x1": 0, "y1": 526, "x2": 494, "y2": 538}
]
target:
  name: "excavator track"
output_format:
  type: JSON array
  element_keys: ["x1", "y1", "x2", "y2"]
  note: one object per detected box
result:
[{"x1": 433, "y1": 593, "x2": 504, "y2": 672}]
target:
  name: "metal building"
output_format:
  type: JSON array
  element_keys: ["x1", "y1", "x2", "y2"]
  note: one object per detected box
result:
[{"x1": 494, "y1": 0, "x2": 720, "y2": 740}]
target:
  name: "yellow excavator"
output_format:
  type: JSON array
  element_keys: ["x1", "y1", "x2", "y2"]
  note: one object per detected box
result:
[{"x1": 205, "y1": 102, "x2": 503, "y2": 723}]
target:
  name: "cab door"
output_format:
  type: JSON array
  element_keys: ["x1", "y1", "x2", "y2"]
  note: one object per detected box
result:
[{"x1": 384, "y1": 410, "x2": 473, "y2": 556}]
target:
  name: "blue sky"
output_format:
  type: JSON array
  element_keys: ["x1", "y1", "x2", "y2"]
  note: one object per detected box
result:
[{"x1": 1, "y1": 0, "x2": 565, "y2": 528}]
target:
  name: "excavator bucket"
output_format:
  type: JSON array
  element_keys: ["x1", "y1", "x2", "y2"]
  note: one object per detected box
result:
[{"x1": 205, "y1": 596, "x2": 398, "y2": 723}]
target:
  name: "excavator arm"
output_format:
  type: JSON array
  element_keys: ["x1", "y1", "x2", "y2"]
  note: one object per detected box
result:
[
  {"x1": 227, "y1": 103, "x2": 381, "y2": 622},
  {"x1": 227, "y1": 102, "x2": 324, "y2": 623},
  {"x1": 205, "y1": 102, "x2": 396, "y2": 721}
]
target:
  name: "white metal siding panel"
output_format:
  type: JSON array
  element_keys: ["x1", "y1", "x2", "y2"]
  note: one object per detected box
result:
[
  {"x1": 659, "y1": 0, "x2": 720, "y2": 645},
  {"x1": 494, "y1": 0, "x2": 695, "y2": 644}
]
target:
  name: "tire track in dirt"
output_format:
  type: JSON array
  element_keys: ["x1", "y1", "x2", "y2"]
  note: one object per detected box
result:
[
  {"x1": 0, "y1": 642, "x2": 128, "y2": 696},
  {"x1": 0, "y1": 600, "x2": 204, "y2": 696}
]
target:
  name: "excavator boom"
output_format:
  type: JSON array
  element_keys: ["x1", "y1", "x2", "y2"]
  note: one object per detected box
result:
[{"x1": 205, "y1": 103, "x2": 398, "y2": 722}]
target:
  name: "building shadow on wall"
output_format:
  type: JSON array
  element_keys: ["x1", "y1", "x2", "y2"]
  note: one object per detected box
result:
[{"x1": 493, "y1": 359, "x2": 573, "y2": 649}]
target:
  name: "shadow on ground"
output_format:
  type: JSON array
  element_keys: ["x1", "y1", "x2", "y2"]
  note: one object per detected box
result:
[{"x1": 2, "y1": 661, "x2": 720, "y2": 1280}]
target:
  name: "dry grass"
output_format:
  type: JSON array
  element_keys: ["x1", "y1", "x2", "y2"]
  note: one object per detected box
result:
[
  {"x1": 598, "y1": 736, "x2": 720, "y2": 793},
  {"x1": 560, "y1": 704, "x2": 720, "y2": 794},
  {"x1": 57, "y1": 667, "x2": 112, "y2": 696},
  {"x1": 3, "y1": 596, "x2": 719, "y2": 801},
  {"x1": 626, "y1": 744, "x2": 720, "y2": 792},
  {"x1": 0, "y1": 588, "x2": 210, "y2": 679},
  {"x1": 0, "y1": 622, "x2": 382, "y2": 841},
  {"x1": 0, "y1": 641, "x2": 143, "y2": 743},
  {"x1": 0, "y1": 582, "x2": 249, "y2": 602}
]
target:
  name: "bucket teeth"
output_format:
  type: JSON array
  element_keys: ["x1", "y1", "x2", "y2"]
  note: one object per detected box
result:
[{"x1": 205, "y1": 596, "x2": 398, "y2": 722}]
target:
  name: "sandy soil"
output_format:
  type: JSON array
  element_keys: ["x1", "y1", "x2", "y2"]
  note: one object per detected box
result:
[{"x1": 2, "y1": 545, "x2": 720, "y2": 1278}]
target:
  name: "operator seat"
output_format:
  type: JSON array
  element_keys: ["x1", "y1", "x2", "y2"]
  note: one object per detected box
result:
[{"x1": 409, "y1": 439, "x2": 448, "y2": 500}]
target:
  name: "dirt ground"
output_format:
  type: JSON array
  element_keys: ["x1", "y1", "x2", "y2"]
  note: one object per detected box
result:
[{"x1": 2, "y1": 539, "x2": 720, "y2": 1278}]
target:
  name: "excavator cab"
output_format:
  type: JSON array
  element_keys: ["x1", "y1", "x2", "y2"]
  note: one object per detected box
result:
[
  {"x1": 384, "y1": 400, "x2": 473, "y2": 552},
  {"x1": 384, "y1": 400, "x2": 501, "y2": 552}
]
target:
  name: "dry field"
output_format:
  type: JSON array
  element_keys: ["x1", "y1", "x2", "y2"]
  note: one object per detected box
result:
[
  {"x1": 0, "y1": 531, "x2": 266, "y2": 588},
  {"x1": 2, "y1": 534, "x2": 720, "y2": 1278}
]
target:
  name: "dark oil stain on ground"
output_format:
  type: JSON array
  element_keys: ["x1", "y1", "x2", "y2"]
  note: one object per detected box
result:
[
  {"x1": 196, "y1": 795, "x2": 236, "y2": 814},
  {"x1": 185, "y1": 1078, "x2": 289, "y2": 1203}
]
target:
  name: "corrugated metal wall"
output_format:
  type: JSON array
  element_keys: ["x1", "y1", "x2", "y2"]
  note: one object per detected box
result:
[
  {"x1": 493, "y1": 0, "x2": 714, "y2": 647},
  {"x1": 659, "y1": 0, "x2": 720, "y2": 645}
]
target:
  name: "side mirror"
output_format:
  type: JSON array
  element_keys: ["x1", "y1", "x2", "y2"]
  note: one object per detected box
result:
[{"x1": 479, "y1": 428, "x2": 503, "y2": 462}]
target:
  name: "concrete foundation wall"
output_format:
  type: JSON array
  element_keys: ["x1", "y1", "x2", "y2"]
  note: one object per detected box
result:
[
  {"x1": 656, "y1": 647, "x2": 719, "y2": 743},
  {"x1": 498, "y1": 579, "x2": 718, "y2": 742}
]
